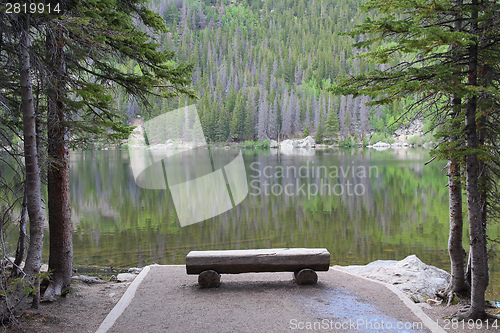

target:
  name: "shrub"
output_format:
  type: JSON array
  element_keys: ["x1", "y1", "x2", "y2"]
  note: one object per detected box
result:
[
  {"x1": 386, "y1": 136, "x2": 396, "y2": 144},
  {"x1": 258, "y1": 139, "x2": 270, "y2": 149},
  {"x1": 243, "y1": 140, "x2": 255, "y2": 148},
  {"x1": 242, "y1": 140, "x2": 270, "y2": 149},
  {"x1": 362, "y1": 137, "x2": 369, "y2": 147},
  {"x1": 407, "y1": 135, "x2": 425, "y2": 146},
  {"x1": 302, "y1": 124, "x2": 310, "y2": 138},
  {"x1": 339, "y1": 136, "x2": 356, "y2": 147},
  {"x1": 369, "y1": 133, "x2": 395, "y2": 145},
  {"x1": 369, "y1": 133, "x2": 385, "y2": 145}
]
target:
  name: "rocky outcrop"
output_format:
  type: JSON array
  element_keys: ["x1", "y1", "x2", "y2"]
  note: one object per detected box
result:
[
  {"x1": 338, "y1": 255, "x2": 450, "y2": 303},
  {"x1": 294, "y1": 136, "x2": 315, "y2": 148},
  {"x1": 395, "y1": 119, "x2": 424, "y2": 137},
  {"x1": 276, "y1": 137, "x2": 316, "y2": 155},
  {"x1": 278, "y1": 136, "x2": 316, "y2": 150},
  {"x1": 279, "y1": 139, "x2": 294, "y2": 150},
  {"x1": 372, "y1": 141, "x2": 391, "y2": 148},
  {"x1": 116, "y1": 273, "x2": 137, "y2": 282}
]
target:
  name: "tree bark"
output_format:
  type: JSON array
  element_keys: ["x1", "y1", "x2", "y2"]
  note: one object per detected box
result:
[
  {"x1": 1, "y1": 15, "x2": 48, "y2": 318},
  {"x1": 445, "y1": 0, "x2": 469, "y2": 298},
  {"x1": 476, "y1": 77, "x2": 489, "y2": 307},
  {"x1": 44, "y1": 23, "x2": 73, "y2": 301},
  {"x1": 448, "y1": 149, "x2": 468, "y2": 295},
  {"x1": 11, "y1": 193, "x2": 27, "y2": 278},
  {"x1": 462, "y1": 0, "x2": 488, "y2": 318}
]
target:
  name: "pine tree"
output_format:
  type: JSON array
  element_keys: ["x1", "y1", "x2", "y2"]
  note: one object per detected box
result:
[
  {"x1": 244, "y1": 97, "x2": 255, "y2": 140},
  {"x1": 324, "y1": 110, "x2": 340, "y2": 138},
  {"x1": 314, "y1": 124, "x2": 324, "y2": 144},
  {"x1": 41, "y1": 0, "x2": 194, "y2": 300},
  {"x1": 230, "y1": 92, "x2": 246, "y2": 140},
  {"x1": 302, "y1": 124, "x2": 310, "y2": 138},
  {"x1": 329, "y1": 0, "x2": 500, "y2": 319},
  {"x1": 257, "y1": 88, "x2": 268, "y2": 140}
]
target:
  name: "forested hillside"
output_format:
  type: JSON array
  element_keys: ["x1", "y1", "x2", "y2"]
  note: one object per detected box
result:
[{"x1": 124, "y1": 0, "x2": 409, "y2": 142}]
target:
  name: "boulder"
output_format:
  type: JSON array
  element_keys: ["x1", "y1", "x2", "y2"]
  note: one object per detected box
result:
[
  {"x1": 372, "y1": 141, "x2": 391, "y2": 147},
  {"x1": 395, "y1": 119, "x2": 424, "y2": 137},
  {"x1": 294, "y1": 136, "x2": 316, "y2": 148},
  {"x1": 279, "y1": 139, "x2": 294, "y2": 151},
  {"x1": 128, "y1": 267, "x2": 143, "y2": 274},
  {"x1": 269, "y1": 139, "x2": 278, "y2": 148},
  {"x1": 338, "y1": 255, "x2": 450, "y2": 303},
  {"x1": 117, "y1": 273, "x2": 137, "y2": 282}
]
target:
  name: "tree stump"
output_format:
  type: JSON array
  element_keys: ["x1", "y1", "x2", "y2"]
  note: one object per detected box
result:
[
  {"x1": 294, "y1": 268, "x2": 318, "y2": 285},
  {"x1": 198, "y1": 270, "x2": 221, "y2": 288}
]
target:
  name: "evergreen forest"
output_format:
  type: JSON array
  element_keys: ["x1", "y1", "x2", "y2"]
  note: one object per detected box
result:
[{"x1": 121, "y1": 0, "x2": 410, "y2": 143}]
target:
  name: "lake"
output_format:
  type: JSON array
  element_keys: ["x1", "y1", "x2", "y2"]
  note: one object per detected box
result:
[{"x1": 4, "y1": 147, "x2": 500, "y2": 299}]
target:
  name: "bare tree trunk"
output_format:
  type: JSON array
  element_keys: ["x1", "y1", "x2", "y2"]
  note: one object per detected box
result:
[
  {"x1": 0, "y1": 15, "x2": 47, "y2": 319},
  {"x1": 447, "y1": 119, "x2": 468, "y2": 294},
  {"x1": 11, "y1": 193, "x2": 27, "y2": 278},
  {"x1": 19, "y1": 14, "x2": 45, "y2": 281},
  {"x1": 43, "y1": 23, "x2": 73, "y2": 301},
  {"x1": 477, "y1": 93, "x2": 489, "y2": 303},
  {"x1": 462, "y1": 0, "x2": 488, "y2": 318}
]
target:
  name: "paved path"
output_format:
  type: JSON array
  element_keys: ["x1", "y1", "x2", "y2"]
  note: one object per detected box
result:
[{"x1": 96, "y1": 265, "x2": 445, "y2": 333}]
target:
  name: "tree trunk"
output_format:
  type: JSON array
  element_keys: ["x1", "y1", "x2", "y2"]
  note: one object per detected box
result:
[
  {"x1": 44, "y1": 24, "x2": 73, "y2": 301},
  {"x1": 477, "y1": 86, "x2": 489, "y2": 305},
  {"x1": 448, "y1": 0, "x2": 470, "y2": 294},
  {"x1": 11, "y1": 193, "x2": 27, "y2": 278},
  {"x1": 448, "y1": 146, "x2": 468, "y2": 294},
  {"x1": 2, "y1": 15, "x2": 47, "y2": 318},
  {"x1": 445, "y1": 0, "x2": 468, "y2": 298},
  {"x1": 462, "y1": 0, "x2": 488, "y2": 318}
]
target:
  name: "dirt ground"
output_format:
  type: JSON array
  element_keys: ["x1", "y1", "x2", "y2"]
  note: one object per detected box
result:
[
  {"x1": 422, "y1": 300, "x2": 500, "y2": 333},
  {"x1": 4, "y1": 280, "x2": 129, "y2": 333},
  {"x1": 3, "y1": 272, "x2": 500, "y2": 333}
]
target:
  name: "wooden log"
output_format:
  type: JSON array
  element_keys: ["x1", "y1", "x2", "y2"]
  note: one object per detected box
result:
[
  {"x1": 294, "y1": 268, "x2": 318, "y2": 285},
  {"x1": 186, "y1": 248, "x2": 330, "y2": 274},
  {"x1": 198, "y1": 270, "x2": 220, "y2": 288}
]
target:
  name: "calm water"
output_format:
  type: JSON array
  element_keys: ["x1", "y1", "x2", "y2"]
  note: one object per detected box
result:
[{"x1": 3, "y1": 147, "x2": 500, "y2": 299}]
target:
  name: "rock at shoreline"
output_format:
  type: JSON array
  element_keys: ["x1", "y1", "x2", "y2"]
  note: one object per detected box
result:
[
  {"x1": 278, "y1": 136, "x2": 316, "y2": 152},
  {"x1": 372, "y1": 141, "x2": 391, "y2": 148},
  {"x1": 128, "y1": 267, "x2": 143, "y2": 274},
  {"x1": 117, "y1": 273, "x2": 137, "y2": 282},
  {"x1": 269, "y1": 139, "x2": 278, "y2": 148},
  {"x1": 337, "y1": 255, "x2": 450, "y2": 303},
  {"x1": 294, "y1": 136, "x2": 315, "y2": 148},
  {"x1": 280, "y1": 139, "x2": 294, "y2": 150}
]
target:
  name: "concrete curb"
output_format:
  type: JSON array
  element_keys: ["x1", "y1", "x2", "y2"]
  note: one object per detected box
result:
[
  {"x1": 331, "y1": 266, "x2": 446, "y2": 333},
  {"x1": 95, "y1": 265, "x2": 151, "y2": 333}
]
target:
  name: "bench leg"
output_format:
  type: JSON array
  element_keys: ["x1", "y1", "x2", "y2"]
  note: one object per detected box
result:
[
  {"x1": 294, "y1": 269, "x2": 318, "y2": 285},
  {"x1": 198, "y1": 270, "x2": 221, "y2": 288}
]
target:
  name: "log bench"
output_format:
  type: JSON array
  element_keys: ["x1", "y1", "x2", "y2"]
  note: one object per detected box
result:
[{"x1": 186, "y1": 248, "x2": 330, "y2": 288}]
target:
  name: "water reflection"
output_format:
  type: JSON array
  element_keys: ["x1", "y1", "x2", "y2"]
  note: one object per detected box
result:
[{"x1": 29, "y1": 148, "x2": 500, "y2": 299}]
